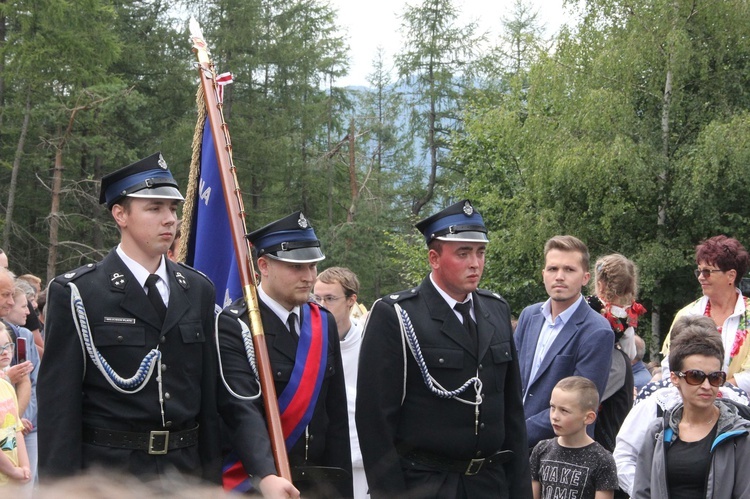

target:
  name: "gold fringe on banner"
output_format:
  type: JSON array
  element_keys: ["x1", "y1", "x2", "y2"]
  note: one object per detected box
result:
[{"x1": 177, "y1": 86, "x2": 207, "y2": 263}]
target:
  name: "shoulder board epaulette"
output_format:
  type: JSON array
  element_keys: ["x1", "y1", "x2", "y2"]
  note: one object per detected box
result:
[
  {"x1": 380, "y1": 285, "x2": 421, "y2": 304},
  {"x1": 177, "y1": 261, "x2": 212, "y2": 283},
  {"x1": 476, "y1": 288, "x2": 507, "y2": 303},
  {"x1": 54, "y1": 263, "x2": 97, "y2": 284},
  {"x1": 223, "y1": 298, "x2": 248, "y2": 318}
]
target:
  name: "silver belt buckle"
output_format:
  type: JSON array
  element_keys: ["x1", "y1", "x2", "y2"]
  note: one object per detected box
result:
[
  {"x1": 149, "y1": 430, "x2": 170, "y2": 455},
  {"x1": 465, "y1": 457, "x2": 484, "y2": 475}
]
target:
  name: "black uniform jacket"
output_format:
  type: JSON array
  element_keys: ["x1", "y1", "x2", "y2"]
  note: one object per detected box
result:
[
  {"x1": 37, "y1": 250, "x2": 222, "y2": 483},
  {"x1": 356, "y1": 276, "x2": 532, "y2": 499},
  {"x1": 218, "y1": 296, "x2": 353, "y2": 497}
]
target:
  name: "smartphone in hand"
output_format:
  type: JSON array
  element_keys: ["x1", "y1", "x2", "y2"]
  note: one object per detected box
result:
[{"x1": 16, "y1": 337, "x2": 27, "y2": 364}]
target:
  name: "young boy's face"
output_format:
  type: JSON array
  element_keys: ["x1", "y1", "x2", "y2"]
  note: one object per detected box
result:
[{"x1": 549, "y1": 387, "x2": 594, "y2": 437}]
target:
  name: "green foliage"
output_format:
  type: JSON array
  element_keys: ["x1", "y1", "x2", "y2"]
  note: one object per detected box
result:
[
  {"x1": 454, "y1": 0, "x2": 750, "y2": 343},
  {"x1": 1, "y1": 0, "x2": 749, "y2": 332}
]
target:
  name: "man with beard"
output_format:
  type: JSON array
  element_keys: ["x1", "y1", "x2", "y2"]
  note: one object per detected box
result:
[{"x1": 217, "y1": 212, "x2": 351, "y2": 497}]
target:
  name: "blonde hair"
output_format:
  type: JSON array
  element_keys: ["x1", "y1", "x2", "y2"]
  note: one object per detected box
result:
[
  {"x1": 593, "y1": 253, "x2": 638, "y2": 304},
  {"x1": 316, "y1": 267, "x2": 360, "y2": 297},
  {"x1": 0, "y1": 322, "x2": 10, "y2": 344},
  {"x1": 554, "y1": 376, "x2": 600, "y2": 412}
]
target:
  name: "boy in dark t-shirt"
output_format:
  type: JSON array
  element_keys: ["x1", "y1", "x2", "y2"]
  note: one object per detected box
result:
[{"x1": 530, "y1": 376, "x2": 618, "y2": 499}]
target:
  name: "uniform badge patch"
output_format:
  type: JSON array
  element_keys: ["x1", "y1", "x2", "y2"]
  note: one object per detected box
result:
[
  {"x1": 390, "y1": 294, "x2": 400, "y2": 300},
  {"x1": 64, "y1": 272, "x2": 76, "y2": 279},
  {"x1": 110, "y1": 272, "x2": 126, "y2": 289},
  {"x1": 175, "y1": 271, "x2": 189, "y2": 289}
]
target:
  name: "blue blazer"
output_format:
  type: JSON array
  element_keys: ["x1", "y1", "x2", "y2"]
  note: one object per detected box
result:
[{"x1": 514, "y1": 298, "x2": 614, "y2": 448}]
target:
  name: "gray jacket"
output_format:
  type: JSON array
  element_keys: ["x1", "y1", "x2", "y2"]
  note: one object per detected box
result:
[{"x1": 632, "y1": 399, "x2": 750, "y2": 498}]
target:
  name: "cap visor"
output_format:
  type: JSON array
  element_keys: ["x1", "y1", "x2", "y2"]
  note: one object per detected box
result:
[
  {"x1": 127, "y1": 186, "x2": 185, "y2": 202},
  {"x1": 435, "y1": 231, "x2": 489, "y2": 243},
  {"x1": 265, "y1": 246, "x2": 325, "y2": 263}
]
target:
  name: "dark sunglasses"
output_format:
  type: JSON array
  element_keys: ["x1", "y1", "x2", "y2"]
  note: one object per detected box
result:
[
  {"x1": 674, "y1": 369, "x2": 727, "y2": 387},
  {"x1": 694, "y1": 268, "x2": 723, "y2": 279}
]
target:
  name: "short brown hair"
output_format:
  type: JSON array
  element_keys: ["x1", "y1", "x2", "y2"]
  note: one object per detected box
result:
[
  {"x1": 316, "y1": 267, "x2": 359, "y2": 297},
  {"x1": 544, "y1": 235, "x2": 589, "y2": 270},
  {"x1": 669, "y1": 316, "x2": 724, "y2": 372},
  {"x1": 554, "y1": 376, "x2": 599, "y2": 412},
  {"x1": 695, "y1": 235, "x2": 749, "y2": 286},
  {"x1": 593, "y1": 254, "x2": 638, "y2": 304}
]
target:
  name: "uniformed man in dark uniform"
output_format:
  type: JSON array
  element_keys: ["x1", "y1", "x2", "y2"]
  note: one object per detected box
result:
[
  {"x1": 37, "y1": 153, "x2": 222, "y2": 483},
  {"x1": 356, "y1": 200, "x2": 532, "y2": 499},
  {"x1": 217, "y1": 212, "x2": 353, "y2": 498}
]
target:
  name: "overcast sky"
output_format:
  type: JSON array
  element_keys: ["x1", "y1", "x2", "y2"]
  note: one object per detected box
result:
[{"x1": 328, "y1": 0, "x2": 580, "y2": 87}]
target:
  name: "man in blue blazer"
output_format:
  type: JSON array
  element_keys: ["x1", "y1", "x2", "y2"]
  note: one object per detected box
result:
[{"x1": 514, "y1": 235, "x2": 614, "y2": 448}]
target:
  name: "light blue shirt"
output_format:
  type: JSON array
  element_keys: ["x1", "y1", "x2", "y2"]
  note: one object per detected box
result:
[{"x1": 527, "y1": 295, "x2": 583, "y2": 385}]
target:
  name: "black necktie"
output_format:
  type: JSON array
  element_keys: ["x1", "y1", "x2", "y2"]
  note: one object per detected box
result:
[
  {"x1": 145, "y1": 274, "x2": 167, "y2": 323},
  {"x1": 287, "y1": 312, "x2": 297, "y2": 336},
  {"x1": 454, "y1": 301, "x2": 478, "y2": 354}
]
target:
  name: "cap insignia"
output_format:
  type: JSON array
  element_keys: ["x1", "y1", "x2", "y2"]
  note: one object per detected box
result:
[
  {"x1": 157, "y1": 154, "x2": 168, "y2": 170},
  {"x1": 298, "y1": 213, "x2": 309, "y2": 229},
  {"x1": 463, "y1": 201, "x2": 473, "y2": 216}
]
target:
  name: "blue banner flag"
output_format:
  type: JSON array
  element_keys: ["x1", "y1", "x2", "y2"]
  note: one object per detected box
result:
[{"x1": 186, "y1": 118, "x2": 242, "y2": 309}]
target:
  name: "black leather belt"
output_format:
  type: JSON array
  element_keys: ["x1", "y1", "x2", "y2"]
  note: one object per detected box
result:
[
  {"x1": 83, "y1": 425, "x2": 199, "y2": 455},
  {"x1": 402, "y1": 449, "x2": 514, "y2": 476}
]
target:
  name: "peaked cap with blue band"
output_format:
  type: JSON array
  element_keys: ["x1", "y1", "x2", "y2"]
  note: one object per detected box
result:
[
  {"x1": 99, "y1": 152, "x2": 184, "y2": 209},
  {"x1": 247, "y1": 211, "x2": 325, "y2": 263},
  {"x1": 415, "y1": 199, "x2": 489, "y2": 245}
]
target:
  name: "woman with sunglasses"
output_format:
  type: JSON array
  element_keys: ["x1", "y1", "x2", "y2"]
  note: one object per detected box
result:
[
  {"x1": 660, "y1": 235, "x2": 750, "y2": 391},
  {"x1": 632, "y1": 315, "x2": 750, "y2": 498}
]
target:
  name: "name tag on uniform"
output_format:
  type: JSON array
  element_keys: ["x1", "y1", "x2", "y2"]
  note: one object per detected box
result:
[{"x1": 103, "y1": 317, "x2": 136, "y2": 324}]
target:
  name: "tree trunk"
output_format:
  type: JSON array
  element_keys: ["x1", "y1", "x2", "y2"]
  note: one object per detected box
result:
[
  {"x1": 0, "y1": 2, "x2": 5, "y2": 133},
  {"x1": 47, "y1": 128, "x2": 64, "y2": 282},
  {"x1": 347, "y1": 118, "x2": 357, "y2": 223},
  {"x1": 4, "y1": 92, "x2": 32, "y2": 251},
  {"x1": 412, "y1": 65, "x2": 437, "y2": 216},
  {"x1": 652, "y1": 19, "x2": 675, "y2": 350}
]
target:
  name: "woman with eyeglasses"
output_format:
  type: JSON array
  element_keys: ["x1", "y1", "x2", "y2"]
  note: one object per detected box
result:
[
  {"x1": 660, "y1": 235, "x2": 750, "y2": 389},
  {"x1": 632, "y1": 315, "x2": 750, "y2": 498}
]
